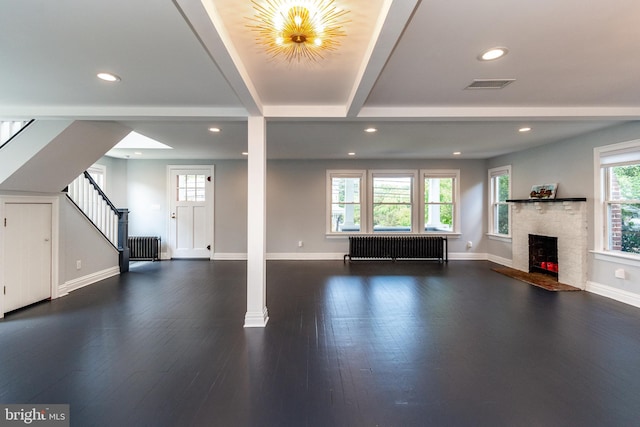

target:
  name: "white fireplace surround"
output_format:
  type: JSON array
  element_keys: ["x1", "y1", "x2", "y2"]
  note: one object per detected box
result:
[{"x1": 511, "y1": 200, "x2": 587, "y2": 289}]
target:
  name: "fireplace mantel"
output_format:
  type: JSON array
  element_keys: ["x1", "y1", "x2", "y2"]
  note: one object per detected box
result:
[{"x1": 507, "y1": 197, "x2": 586, "y2": 203}]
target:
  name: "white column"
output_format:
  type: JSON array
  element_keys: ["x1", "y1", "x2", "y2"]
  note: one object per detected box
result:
[{"x1": 244, "y1": 116, "x2": 269, "y2": 327}]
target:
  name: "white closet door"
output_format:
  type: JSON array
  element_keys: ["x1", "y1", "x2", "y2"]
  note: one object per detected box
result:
[{"x1": 3, "y1": 203, "x2": 52, "y2": 313}]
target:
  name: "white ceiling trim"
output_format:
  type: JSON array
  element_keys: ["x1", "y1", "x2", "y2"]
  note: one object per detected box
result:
[
  {"x1": 346, "y1": 0, "x2": 420, "y2": 117},
  {"x1": 262, "y1": 105, "x2": 348, "y2": 118},
  {"x1": 0, "y1": 106, "x2": 249, "y2": 121},
  {"x1": 174, "y1": 0, "x2": 263, "y2": 116},
  {"x1": 358, "y1": 106, "x2": 640, "y2": 120}
]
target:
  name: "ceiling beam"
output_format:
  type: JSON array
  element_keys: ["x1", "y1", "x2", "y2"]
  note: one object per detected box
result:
[
  {"x1": 346, "y1": 0, "x2": 421, "y2": 118},
  {"x1": 173, "y1": 0, "x2": 263, "y2": 116},
  {"x1": 358, "y1": 106, "x2": 640, "y2": 120}
]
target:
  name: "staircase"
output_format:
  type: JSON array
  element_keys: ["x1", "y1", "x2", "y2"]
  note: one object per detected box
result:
[
  {"x1": 0, "y1": 120, "x2": 30, "y2": 147},
  {"x1": 67, "y1": 172, "x2": 130, "y2": 272}
]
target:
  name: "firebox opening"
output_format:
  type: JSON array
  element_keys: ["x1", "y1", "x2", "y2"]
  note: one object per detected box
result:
[{"x1": 529, "y1": 234, "x2": 558, "y2": 279}]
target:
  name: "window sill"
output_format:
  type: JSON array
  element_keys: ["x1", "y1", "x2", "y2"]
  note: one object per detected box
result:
[
  {"x1": 486, "y1": 233, "x2": 512, "y2": 243},
  {"x1": 326, "y1": 233, "x2": 461, "y2": 239},
  {"x1": 591, "y1": 250, "x2": 640, "y2": 267}
]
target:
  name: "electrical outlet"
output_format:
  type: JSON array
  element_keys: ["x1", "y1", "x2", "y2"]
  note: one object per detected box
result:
[
  {"x1": 298, "y1": 240, "x2": 304, "y2": 248},
  {"x1": 76, "y1": 260, "x2": 82, "y2": 270},
  {"x1": 466, "y1": 241, "x2": 473, "y2": 249}
]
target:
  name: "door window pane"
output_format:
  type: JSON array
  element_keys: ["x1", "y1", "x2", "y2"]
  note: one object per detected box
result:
[{"x1": 177, "y1": 174, "x2": 206, "y2": 202}]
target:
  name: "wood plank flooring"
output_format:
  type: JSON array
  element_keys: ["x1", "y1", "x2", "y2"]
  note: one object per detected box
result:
[{"x1": 1, "y1": 260, "x2": 640, "y2": 426}]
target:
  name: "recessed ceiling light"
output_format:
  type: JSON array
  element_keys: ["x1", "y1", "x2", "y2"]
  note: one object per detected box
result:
[
  {"x1": 478, "y1": 47, "x2": 508, "y2": 61},
  {"x1": 453, "y1": 151, "x2": 461, "y2": 156},
  {"x1": 209, "y1": 127, "x2": 221, "y2": 133},
  {"x1": 348, "y1": 152, "x2": 356, "y2": 156},
  {"x1": 134, "y1": 151, "x2": 142, "y2": 155},
  {"x1": 97, "y1": 72, "x2": 121, "y2": 82},
  {"x1": 364, "y1": 128, "x2": 377, "y2": 133},
  {"x1": 519, "y1": 127, "x2": 532, "y2": 133}
]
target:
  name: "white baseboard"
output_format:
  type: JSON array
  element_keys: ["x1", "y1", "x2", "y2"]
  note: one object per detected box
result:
[
  {"x1": 210, "y1": 252, "x2": 494, "y2": 261},
  {"x1": 487, "y1": 254, "x2": 513, "y2": 267},
  {"x1": 58, "y1": 266, "x2": 120, "y2": 296},
  {"x1": 448, "y1": 252, "x2": 487, "y2": 261},
  {"x1": 244, "y1": 307, "x2": 269, "y2": 328},
  {"x1": 267, "y1": 252, "x2": 345, "y2": 260},
  {"x1": 586, "y1": 281, "x2": 640, "y2": 309},
  {"x1": 213, "y1": 253, "x2": 247, "y2": 261}
]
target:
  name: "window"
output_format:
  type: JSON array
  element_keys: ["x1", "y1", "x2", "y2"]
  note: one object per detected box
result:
[
  {"x1": 327, "y1": 171, "x2": 365, "y2": 233},
  {"x1": 421, "y1": 170, "x2": 460, "y2": 233},
  {"x1": 488, "y1": 165, "x2": 511, "y2": 236},
  {"x1": 326, "y1": 169, "x2": 459, "y2": 235},
  {"x1": 177, "y1": 174, "x2": 206, "y2": 202},
  {"x1": 597, "y1": 141, "x2": 640, "y2": 256},
  {"x1": 371, "y1": 172, "x2": 416, "y2": 232},
  {"x1": 87, "y1": 164, "x2": 106, "y2": 191}
]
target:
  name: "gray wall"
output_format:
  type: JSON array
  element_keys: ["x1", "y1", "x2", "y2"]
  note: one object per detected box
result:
[
  {"x1": 123, "y1": 159, "x2": 247, "y2": 257},
  {"x1": 487, "y1": 121, "x2": 640, "y2": 300},
  {"x1": 0, "y1": 192, "x2": 119, "y2": 297},
  {"x1": 94, "y1": 156, "x2": 128, "y2": 208},
  {"x1": 267, "y1": 159, "x2": 487, "y2": 256},
  {"x1": 122, "y1": 158, "x2": 488, "y2": 258},
  {"x1": 59, "y1": 196, "x2": 119, "y2": 282}
]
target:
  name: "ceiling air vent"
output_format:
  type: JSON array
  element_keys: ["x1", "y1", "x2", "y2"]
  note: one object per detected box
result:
[{"x1": 465, "y1": 79, "x2": 515, "y2": 89}]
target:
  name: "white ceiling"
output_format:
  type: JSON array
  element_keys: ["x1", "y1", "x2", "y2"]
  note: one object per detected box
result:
[{"x1": 1, "y1": 0, "x2": 639, "y2": 160}]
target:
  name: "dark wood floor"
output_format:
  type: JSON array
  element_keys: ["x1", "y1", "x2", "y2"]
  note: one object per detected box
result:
[{"x1": 2, "y1": 260, "x2": 640, "y2": 426}]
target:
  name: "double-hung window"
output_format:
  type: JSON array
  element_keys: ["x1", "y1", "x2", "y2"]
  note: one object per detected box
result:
[
  {"x1": 370, "y1": 171, "x2": 417, "y2": 232},
  {"x1": 421, "y1": 170, "x2": 460, "y2": 233},
  {"x1": 327, "y1": 169, "x2": 460, "y2": 235},
  {"x1": 327, "y1": 171, "x2": 365, "y2": 233},
  {"x1": 597, "y1": 141, "x2": 640, "y2": 256},
  {"x1": 488, "y1": 165, "x2": 511, "y2": 236}
]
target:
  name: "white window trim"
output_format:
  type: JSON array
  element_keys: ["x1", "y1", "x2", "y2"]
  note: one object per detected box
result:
[
  {"x1": 594, "y1": 139, "x2": 640, "y2": 262},
  {"x1": 420, "y1": 169, "x2": 460, "y2": 234},
  {"x1": 487, "y1": 165, "x2": 511, "y2": 238},
  {"x1": 369, "y1": 170, "x2": 418, "y2": 233},
  {"x1": 327, "y1": 169, "x2": 461, "y2": 236},
  {"x1": 326, "y1": 170, "x2": 367, "y2": 235}
]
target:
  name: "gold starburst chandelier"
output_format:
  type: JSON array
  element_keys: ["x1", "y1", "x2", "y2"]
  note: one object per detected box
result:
[{"x1": 248, "y1": 0, "x2": 350, "y2": 63}]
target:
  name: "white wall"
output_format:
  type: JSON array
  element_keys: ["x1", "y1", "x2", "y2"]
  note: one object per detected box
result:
[
  {"x1": 487, "y1": 121, "x2": 640, "y2": 307},
  {"x1": 0, "y1": 121, "x2": 130, "y2": 193}
]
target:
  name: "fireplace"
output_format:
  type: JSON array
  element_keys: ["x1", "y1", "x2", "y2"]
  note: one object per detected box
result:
[
  {"x1": 529, "y1": 234, "x2": 558, "y2": 278},
  {"x1": 508, "y1": 198, "x2": 587, "y2": 289}
]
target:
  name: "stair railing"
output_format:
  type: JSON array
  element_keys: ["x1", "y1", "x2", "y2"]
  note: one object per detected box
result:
[
  {"x1": 0, "y1": 120, "x2": 33, "y2": 150},
  {"x1": 67, "y1": 172, "x2": 120, "y2": 248}
]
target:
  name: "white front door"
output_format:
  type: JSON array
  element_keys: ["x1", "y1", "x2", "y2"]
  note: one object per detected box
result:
[
  {"x1": 3, "y1": 203, "x2": 52, "y2": 313},
  {"x1": 168, "y1": 166, "x2": 214, "y2": 259}
]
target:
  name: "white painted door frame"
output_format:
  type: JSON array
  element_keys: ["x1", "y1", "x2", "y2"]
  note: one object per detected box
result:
[
  {"x1": 0, "y1": 195, "x2": 60, "y2": 318},
  {"x1": 166, "y1": 165, "x2": 215, "y2": 259}
]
